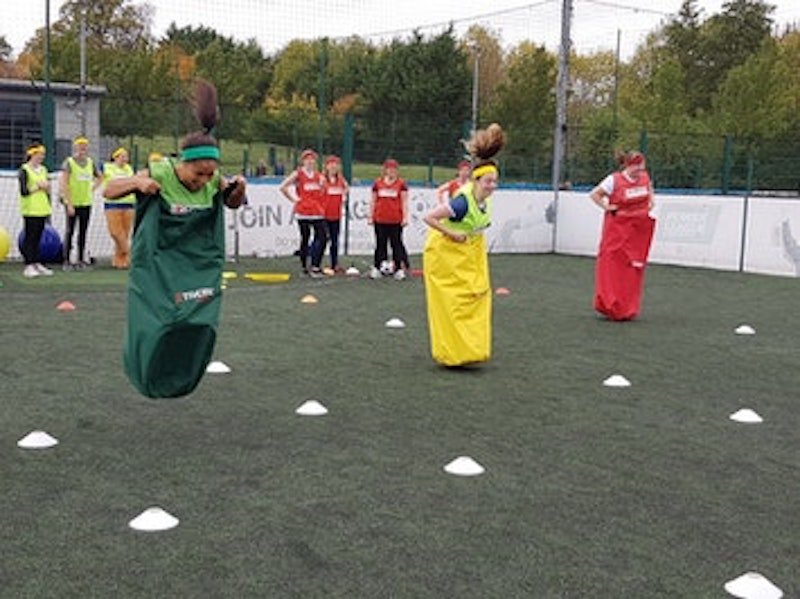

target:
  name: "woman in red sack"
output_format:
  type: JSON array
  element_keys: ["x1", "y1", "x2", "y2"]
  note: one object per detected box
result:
[{"x1": 589, "y1": 151, "x2": 656, "y2": 321}]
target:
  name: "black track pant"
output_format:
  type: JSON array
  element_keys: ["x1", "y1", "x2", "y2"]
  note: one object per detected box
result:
[
  {"x1": 373, "y1": 223, "x2": 409, "y2": 269},
  {"x1": 298, "y1": 218, "x2": 327, "y2": 269},
  {"x1": 22, "y1": 216, "x2": 47, "y2": 265},
  {"x1": 64, "y1": 205, "x2": 91, "y2": 263}
]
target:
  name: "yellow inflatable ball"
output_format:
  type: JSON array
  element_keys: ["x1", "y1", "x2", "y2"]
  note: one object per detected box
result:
[{"x1": 0, "y1": 226, "x2": 10, "y2": 261}]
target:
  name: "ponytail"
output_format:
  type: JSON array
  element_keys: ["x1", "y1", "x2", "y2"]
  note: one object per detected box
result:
[
  {"x1": 180, "y1": 79, "x2": 221, "y2": 159},
  {"x1": 464, "y1": 123, "x2": 506, "y2": 179}
]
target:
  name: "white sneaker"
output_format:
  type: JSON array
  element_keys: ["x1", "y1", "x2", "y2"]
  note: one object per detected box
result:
[
  {"x1": 23, "y1": 264, "x2": 40, "y2": 278},
  {"x1": 35, "y1": 263, "x2": 54, "y2": 276},
  {"x1": 393, "y1": 269, "x2": 407, "y2": 281},
  {"x1": 369, "y1": 266, "x2": 381, "y2": 280}
]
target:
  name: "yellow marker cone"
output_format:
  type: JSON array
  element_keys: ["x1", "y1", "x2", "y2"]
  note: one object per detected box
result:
[{"x1": 300, "y1": 294, "x2": 318, "y2": 304}]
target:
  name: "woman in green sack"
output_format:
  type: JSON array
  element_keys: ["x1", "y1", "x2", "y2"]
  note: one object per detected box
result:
[{"x1": 104, "y1": 79, "x2": 245, "y2": 398}]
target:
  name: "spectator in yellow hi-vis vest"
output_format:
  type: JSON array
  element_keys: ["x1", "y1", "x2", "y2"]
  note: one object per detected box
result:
[
  {"x1": 58, "y1": 136, "x2": 102, "y2": 270},
  {"x1": 102, "y1": 147, "x2": 136, "y2": 269},
  {"x1": 18, "y1": 142, "x2": 54, "y2": 278}
]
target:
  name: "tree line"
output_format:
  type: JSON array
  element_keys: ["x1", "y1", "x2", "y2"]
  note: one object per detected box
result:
[{"x1": 1, "y1": 0, "x2": 797, "y2": 189}]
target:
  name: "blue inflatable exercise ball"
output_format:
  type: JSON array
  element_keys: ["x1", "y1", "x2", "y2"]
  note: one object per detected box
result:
[
  {"x1": 0, "y1": 226, "x2": 10, "y2": 261},
  {"x1": 17, "y1": 224, "x2": 63, "y2": 263}
]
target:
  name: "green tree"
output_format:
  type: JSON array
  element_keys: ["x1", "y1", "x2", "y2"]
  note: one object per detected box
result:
[
  {"x1": 268, "y1": 40, "x2": 320, "y2": 103},
  {"x1": 485, "y1": 41, "x2": 556, "y2": 177},
  {"x1": 697, "y1": 0, "x2": 775, "y2": 112},
  {"x1": 194, "y1": 38, "x2": 271, "y2": 140},
  {"x1": 162, "y1": 23, "x2": 223, "y2": 55},
  {"x1": 359, "y1": 28, "x2": 471, "y2": 164},
  {"x1": 663, "y1": 0, "x2": 705, "y2": 114},
  {"x1": 100, "y1": 47, "x2": 178, "y2": 138},
  {"x1": 461, "y1": 25, "x2": 505, "y2": 121},
  {"x1": 56, "y1": 0, "x2": 153, "y2": 49}
]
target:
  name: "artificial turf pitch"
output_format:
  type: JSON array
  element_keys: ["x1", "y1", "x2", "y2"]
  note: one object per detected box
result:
[{"x1": 1, "y1": 255, "x2": 798, "y2": 598}]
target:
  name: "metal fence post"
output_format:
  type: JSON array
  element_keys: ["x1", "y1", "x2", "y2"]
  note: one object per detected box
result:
[
  {"x1": 342, "y1": 113, "x2": 355, "y2": 256},
  {"x1": 721, "y1": 135, "x2": 733, "y2": 194}
]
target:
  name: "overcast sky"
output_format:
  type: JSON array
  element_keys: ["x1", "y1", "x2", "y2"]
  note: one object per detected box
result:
[{"x1": 4, "y1": 0, "x2": 800, "y2": 62}]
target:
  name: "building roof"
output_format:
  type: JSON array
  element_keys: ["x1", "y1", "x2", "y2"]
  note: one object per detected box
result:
[{"x1": 0, "y1": 78, "x2": 107, "y2": 97}]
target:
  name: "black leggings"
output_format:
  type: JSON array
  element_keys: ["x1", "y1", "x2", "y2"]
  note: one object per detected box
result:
[
  {"x1": 325, "y1": 219, "x2": 341, "y2": 268},
  {"x1": 298, "y1": 218, "x2": 327, "y2": 269},
  {"x1": 22, "y1": 216, "x2": 47, "y2": 265},
  {"x1": 374, "y1": 223, "x2": 409, "y2": 269},
  {"x1": 64, "y1": 205, "x2": 91, "y2": 263}
]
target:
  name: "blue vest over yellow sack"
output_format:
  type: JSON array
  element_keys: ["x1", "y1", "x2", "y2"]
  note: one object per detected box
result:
[{"x1": 123, "y1": 181, "x2": 225, "y2": 398}]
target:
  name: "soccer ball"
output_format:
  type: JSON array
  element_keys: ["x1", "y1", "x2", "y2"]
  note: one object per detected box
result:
[{"x1": 379, "y1": 260, "x2": 395, "y2": 276}]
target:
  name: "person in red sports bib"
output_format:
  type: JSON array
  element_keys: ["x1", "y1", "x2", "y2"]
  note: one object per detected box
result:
[
  {"x1": 368, "y1": 158, "x2": 409, "y2": 280},
  {"x1": 589, "y1": 150, "x2": 656, "y2": 321},
  {"x1": 279, "y1": 148, "x2": 327, "y2": 277},
  {"x1": 321, "y1": 155, "x2": 349, "y2": 272},
  {"x1": 435, "y1": 159, "x2": 471, "y2": 205}
]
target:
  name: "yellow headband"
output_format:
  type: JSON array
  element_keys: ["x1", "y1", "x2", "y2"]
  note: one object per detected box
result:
[
  {"x1": 472, "y1": 164, "x2": 498, "y2": 180},
  {"x1": 111, "y1": 147, "x2": 127, "y2": 159},
  {"x1": 27, "y1": 145, "x2": 46, "y2": 156},
  {"x1": 73, "y1": 136, "x2": 89, "y2": 146}
]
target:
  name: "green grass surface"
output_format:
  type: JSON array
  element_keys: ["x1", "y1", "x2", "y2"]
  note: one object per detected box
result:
[{"x1": 1, "y1": 255, "x2": 798, "y2": 598}]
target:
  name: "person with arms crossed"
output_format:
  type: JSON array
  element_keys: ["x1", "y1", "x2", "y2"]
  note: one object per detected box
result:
[{"x1": 17, "y1": 142, "x2": 54, "y2": 278}]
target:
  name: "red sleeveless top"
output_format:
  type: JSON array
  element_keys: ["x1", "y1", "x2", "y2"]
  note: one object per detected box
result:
[
  {"x1": 322, "y1": 174, "x2": 346, "y2": 221},
  {"x1": 294, "y1": 168, "x2": 324, "y2": 218}
]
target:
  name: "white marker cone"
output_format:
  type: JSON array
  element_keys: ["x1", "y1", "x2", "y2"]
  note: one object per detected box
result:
[
  {"x1": 385, "y1": 317, "x2": 406, "y2": 329},
  {"x1": 300, "y1": 294, "x2": 319, "y2": 304},
  {"x1": 729, "y1": 408, "x2": 763, "y2": 424},
  {"x1": 295, "y1": 400, "x2": 328, "y2": 416},
  {"x1": 345, "y1": 266, "x2": 360, "y2": 276},
  {"x1": 724, "y1": 571, "x2": 783, "y2": 599},
  {"x1": 443, "y1": 456, "x2": 485, "y2": 476},
  {"x1": 735, "y1": 325, "x2": 756, "y2": 335},
  {"x1": 206, "y1": 360, "x2": 231, "y2": 374},
  {"x1": 17, "y1": 430, "x2": 59, "y2": 449},
  {"x1": 128, "y1": 506, "x2": 180, "y2": 532},
  {"x1": 603, "y1": 374, "x2": 631, "y2": 387}
]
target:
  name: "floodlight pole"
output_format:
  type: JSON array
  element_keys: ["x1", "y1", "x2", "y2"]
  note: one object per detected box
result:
[
  {"x1": 79, "y1": 1, "x2": 87, "y2": 136},
  {"x1": 42, "y1": 0, "x2": 55, "y2": 170},
  {"x1": 550, "y1": 0, "x2": 573, "y2": 251}
]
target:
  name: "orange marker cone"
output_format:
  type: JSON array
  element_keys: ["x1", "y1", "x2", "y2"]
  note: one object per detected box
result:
[
  {"x1": 56, "y1": 300, "x2": 76, "y2": 311},
  {"x1": 495, "y1": 287, "x2": 511, "y2": 296}
]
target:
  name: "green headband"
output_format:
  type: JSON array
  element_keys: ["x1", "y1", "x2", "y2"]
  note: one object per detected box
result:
[{"x1": 180, "y1": 145, "x2": 220, "y2": 162}]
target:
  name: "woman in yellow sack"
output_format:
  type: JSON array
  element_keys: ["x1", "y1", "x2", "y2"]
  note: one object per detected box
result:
[{"x1": 422, "y1": 123, "x2": 506, "y2": 367}]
